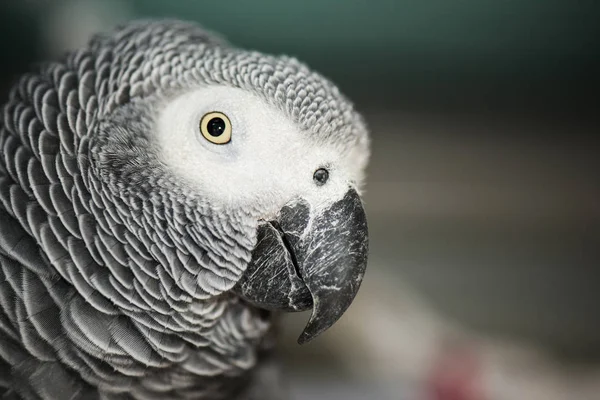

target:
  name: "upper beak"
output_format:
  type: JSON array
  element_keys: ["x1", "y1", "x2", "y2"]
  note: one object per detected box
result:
[{"x1": 234, "y1": 188, "x2": 368, "y2": 344}]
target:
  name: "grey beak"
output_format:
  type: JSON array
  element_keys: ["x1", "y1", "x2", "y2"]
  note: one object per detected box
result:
[{"x1": 234, "y1": 188, "x2": 368, "y2": 344}]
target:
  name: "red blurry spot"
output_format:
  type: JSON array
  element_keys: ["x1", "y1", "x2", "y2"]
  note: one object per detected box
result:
[{"x1": 425, "y1": 344, "x2": 486, "y2": 400}]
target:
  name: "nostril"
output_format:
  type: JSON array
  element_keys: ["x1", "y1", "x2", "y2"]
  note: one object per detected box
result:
[{"x1": 313, "y1": 168, "x2": 329, "y2": 186}]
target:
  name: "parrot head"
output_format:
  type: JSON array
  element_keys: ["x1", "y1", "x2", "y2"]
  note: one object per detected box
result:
[{"x1": 90, "y1": 21, "x2": 370, "y2": 344}]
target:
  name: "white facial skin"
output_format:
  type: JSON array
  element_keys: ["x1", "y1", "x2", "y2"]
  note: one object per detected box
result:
[{"x1": 155, "y1": 86, "x2": 368, "y2": 219}]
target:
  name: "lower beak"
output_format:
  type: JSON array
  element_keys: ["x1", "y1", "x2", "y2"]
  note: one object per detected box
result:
[{"x1": 234, "y1": 188, "x2": 368, "y2": 344}]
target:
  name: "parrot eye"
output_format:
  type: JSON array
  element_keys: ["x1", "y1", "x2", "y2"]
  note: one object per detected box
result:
[
  {"x1": 313, "y1": 168, "x2": 329, "y2": 185},
  {"x1": 199, "y1": 112, "x2": 232, "y2": 144}
]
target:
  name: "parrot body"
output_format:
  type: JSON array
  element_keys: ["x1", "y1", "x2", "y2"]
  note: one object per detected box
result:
[{"x1": 0, "y1": 20, "x2": 370, "y2": 399}]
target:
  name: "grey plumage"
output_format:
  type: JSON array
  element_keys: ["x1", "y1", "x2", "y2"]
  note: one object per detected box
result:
[{"x1": 0, "y1": 20, "x2": 369, "y2": 400}]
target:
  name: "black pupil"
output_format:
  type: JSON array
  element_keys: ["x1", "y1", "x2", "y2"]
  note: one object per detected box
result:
[
  {"x1": 313, "y1": 168, "x2": 329, "y2": 185},
  {"x1": 207, "y1": 117, "x2": 226, "y2": 137}
]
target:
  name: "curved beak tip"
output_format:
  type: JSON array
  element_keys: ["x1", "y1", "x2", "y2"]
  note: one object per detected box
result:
[
  {"x1": 296, "y1": 277, "x2": 366, "y2": 345},
  {"x1": 297, "y1": 329, "x2": 313, "y2": 345}
]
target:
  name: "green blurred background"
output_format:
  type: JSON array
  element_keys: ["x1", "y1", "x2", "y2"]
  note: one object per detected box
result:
[
  {"x1": 1, "y1": 1, "x2": 599, "y2": 399},
  {"x1": 2, "y1": 0, "x2": 598, "y2": 111}
]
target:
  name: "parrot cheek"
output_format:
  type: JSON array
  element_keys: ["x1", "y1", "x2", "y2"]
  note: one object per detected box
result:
[{"x1": 233, "y1": 188, "x2": 369, "y2": 344}]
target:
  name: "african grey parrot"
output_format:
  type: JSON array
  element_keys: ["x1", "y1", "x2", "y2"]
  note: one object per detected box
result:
[{"x1": 0, "y1": 20, "x2": 370, "y2": 399}]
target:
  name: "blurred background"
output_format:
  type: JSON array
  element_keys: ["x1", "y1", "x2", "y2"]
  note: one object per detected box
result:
[{"x1": 1, "y1": 1, "x2": 599, "y2": 399}]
